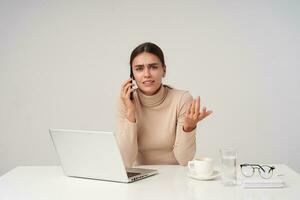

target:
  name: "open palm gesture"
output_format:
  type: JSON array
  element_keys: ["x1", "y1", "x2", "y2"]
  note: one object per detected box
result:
[{"x1": 183, "y1": 96, "x2": 213, "y2": 132}]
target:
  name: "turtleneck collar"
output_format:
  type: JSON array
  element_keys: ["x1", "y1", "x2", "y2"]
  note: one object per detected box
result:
[{"x1": 137, "y1": 84, "x2": 168, "y2": 107}]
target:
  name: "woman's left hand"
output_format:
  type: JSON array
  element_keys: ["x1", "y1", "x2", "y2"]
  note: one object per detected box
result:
[{"x1": 183, "y1": 96, "x2": 213, "y2": 132}]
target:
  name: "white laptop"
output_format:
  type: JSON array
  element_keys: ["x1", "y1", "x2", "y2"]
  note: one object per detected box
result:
[{"x1": 49, "y1": 129, "x2": 158, "y2": 183}]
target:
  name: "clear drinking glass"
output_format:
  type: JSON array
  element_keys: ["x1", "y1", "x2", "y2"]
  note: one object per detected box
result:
[{"x1": 220, "y1": 148, "x2": 237, "y2": 186}]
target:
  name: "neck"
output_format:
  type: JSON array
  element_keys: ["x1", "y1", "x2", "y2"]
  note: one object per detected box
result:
[{"x1": 137, "y1": 84, "x2": 168, "y2": 107}]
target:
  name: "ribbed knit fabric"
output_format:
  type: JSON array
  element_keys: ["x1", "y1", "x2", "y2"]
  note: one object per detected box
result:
[{"x1": 116, "y1": 85, "x2": 196, "y2": 167}]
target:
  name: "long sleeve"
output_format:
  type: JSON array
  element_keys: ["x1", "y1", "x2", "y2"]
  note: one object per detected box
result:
[
  {"x1": 115, "y1": 97, "x2": 138, "y2": 167},
  {"x1": 173, "y1": 92, "x2": 196, "y2": 166}
]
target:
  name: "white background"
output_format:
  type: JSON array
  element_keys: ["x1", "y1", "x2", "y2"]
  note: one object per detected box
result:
[{"x1": 1, "y1": 0, "x2": 299, "y2": 176}]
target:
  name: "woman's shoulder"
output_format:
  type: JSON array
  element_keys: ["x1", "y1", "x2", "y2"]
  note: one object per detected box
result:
[{"x1": 165, "y1": 85, "x2": 193, "y2": 104}]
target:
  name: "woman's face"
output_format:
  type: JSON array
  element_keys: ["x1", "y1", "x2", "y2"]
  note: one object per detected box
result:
[{"x1": 132, "y1": 52, "x2": 166, "y2": 95}]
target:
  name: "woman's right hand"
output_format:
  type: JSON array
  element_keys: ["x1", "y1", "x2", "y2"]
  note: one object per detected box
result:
[{"x1": 120, "y1": 79, "x2": 136, "y2": 122}]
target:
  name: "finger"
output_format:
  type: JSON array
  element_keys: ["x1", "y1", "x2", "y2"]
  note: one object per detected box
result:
[
  {"x1": 198, "y1": 106, "x2": 206, "y2": 119},
  {"x1": 125, "y1": 83, "x2": 136, "y2": 99},
  {"x1": 202, "y1": 106, "x2": 207, "y2": 114},
  {"x1": 186, "y1": 101, "x2": 192, "y2": 116},
  {"x1": 202, "y1": 107, "x2": 207, "y2": 117},
  {"x1": 120, "y1": 79, "x2": 132, "y2": 94},
  {"x1": 125, "y1": 86, "x2": 134, "y2": 99},
  {"x1": 198, "y1": 96, "x2": 201, "y2": 113},
  {"x1": 190, "y1": 100, "x2": 195, "y2": 114},
  {"x1": 121, "y1": 79, "x2": 131, "y2": 88},
  {"x1": 205, "y1": 110, "x2": 213, "y2": 117},
  {"x1": 194, "y1": 96, "x2": 200, "y2": 117},
  {"x1": 123, "y1": 83, "x2": 133, "y2": 97},
  {"x1": 198, "y1": 108, "x2": 213, "y2": 121},
  {"x1": 123, "y1": 79, "x2": 133, "y2": 89}
]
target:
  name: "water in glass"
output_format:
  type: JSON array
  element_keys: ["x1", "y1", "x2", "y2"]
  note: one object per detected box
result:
[{"x1": 220, "y1": 148, "x2": 237, "y2": 186}]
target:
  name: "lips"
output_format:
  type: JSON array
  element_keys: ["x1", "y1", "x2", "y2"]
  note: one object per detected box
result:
[{"x1": 143, "y1": 80, "x2": 154, "y2": 85}]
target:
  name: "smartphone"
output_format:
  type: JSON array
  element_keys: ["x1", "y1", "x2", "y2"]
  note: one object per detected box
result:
[
  {"x1": 130, "y1": 73, "x2": 135, "y2": 100},
  {"x1": 130, "y1": 79, "x2": 134, "y2": 100}
]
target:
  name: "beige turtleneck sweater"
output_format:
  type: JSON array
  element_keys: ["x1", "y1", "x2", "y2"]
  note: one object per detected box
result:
[{"x1": 116, "y1": 85, "x2": 196, "y2": 167}]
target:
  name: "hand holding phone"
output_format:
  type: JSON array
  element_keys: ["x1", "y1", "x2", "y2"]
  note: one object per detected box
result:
[
  {"x1": 120, "y1": 79, "x2": 136, "y2": 122},
  {"x1": 130, "y1": 79, "x2": 137, "y2": 100}
]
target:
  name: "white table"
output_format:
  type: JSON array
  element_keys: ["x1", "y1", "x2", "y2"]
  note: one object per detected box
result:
[{"x1": 0, "y1": 164, "x2": 299, "y2": 200}]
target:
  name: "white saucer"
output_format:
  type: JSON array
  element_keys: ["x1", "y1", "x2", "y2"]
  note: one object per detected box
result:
[{"x1": 187, "y1": 170, "x2": 220, "y2": 181}]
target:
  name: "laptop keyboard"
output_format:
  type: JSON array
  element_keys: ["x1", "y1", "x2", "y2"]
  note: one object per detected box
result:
[{"x1": 126, "y1": 172, "x2": 141, "y2": 178}]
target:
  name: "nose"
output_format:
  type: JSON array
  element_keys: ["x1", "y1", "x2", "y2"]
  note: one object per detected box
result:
[{"x1": 144, "y1": 67, "x2": 151, "y2": 78}]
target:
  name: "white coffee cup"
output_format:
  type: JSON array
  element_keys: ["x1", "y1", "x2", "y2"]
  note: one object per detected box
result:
[{"x1": 188, "y1": 157, "x2": 214, "y2": 178}]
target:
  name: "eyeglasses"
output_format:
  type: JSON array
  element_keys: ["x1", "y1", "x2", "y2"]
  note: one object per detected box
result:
[{"x1": 240, "y1": 164, "x2": 275, "y2": 179}]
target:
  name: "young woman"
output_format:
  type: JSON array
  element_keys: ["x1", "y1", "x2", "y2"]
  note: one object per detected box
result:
[{"x1": 116, "y1": 42, "x2": 212, "y2": 167}]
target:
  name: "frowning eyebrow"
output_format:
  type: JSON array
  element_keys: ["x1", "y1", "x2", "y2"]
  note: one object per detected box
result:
[{"x1": 134, "y1": 63, "x2": 160, "y2": 68}]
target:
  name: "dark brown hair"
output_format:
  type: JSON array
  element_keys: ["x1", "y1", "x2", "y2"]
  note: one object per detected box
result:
[{"x1": 129, "y1": 42, "x2": 166, "y2": 79}]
